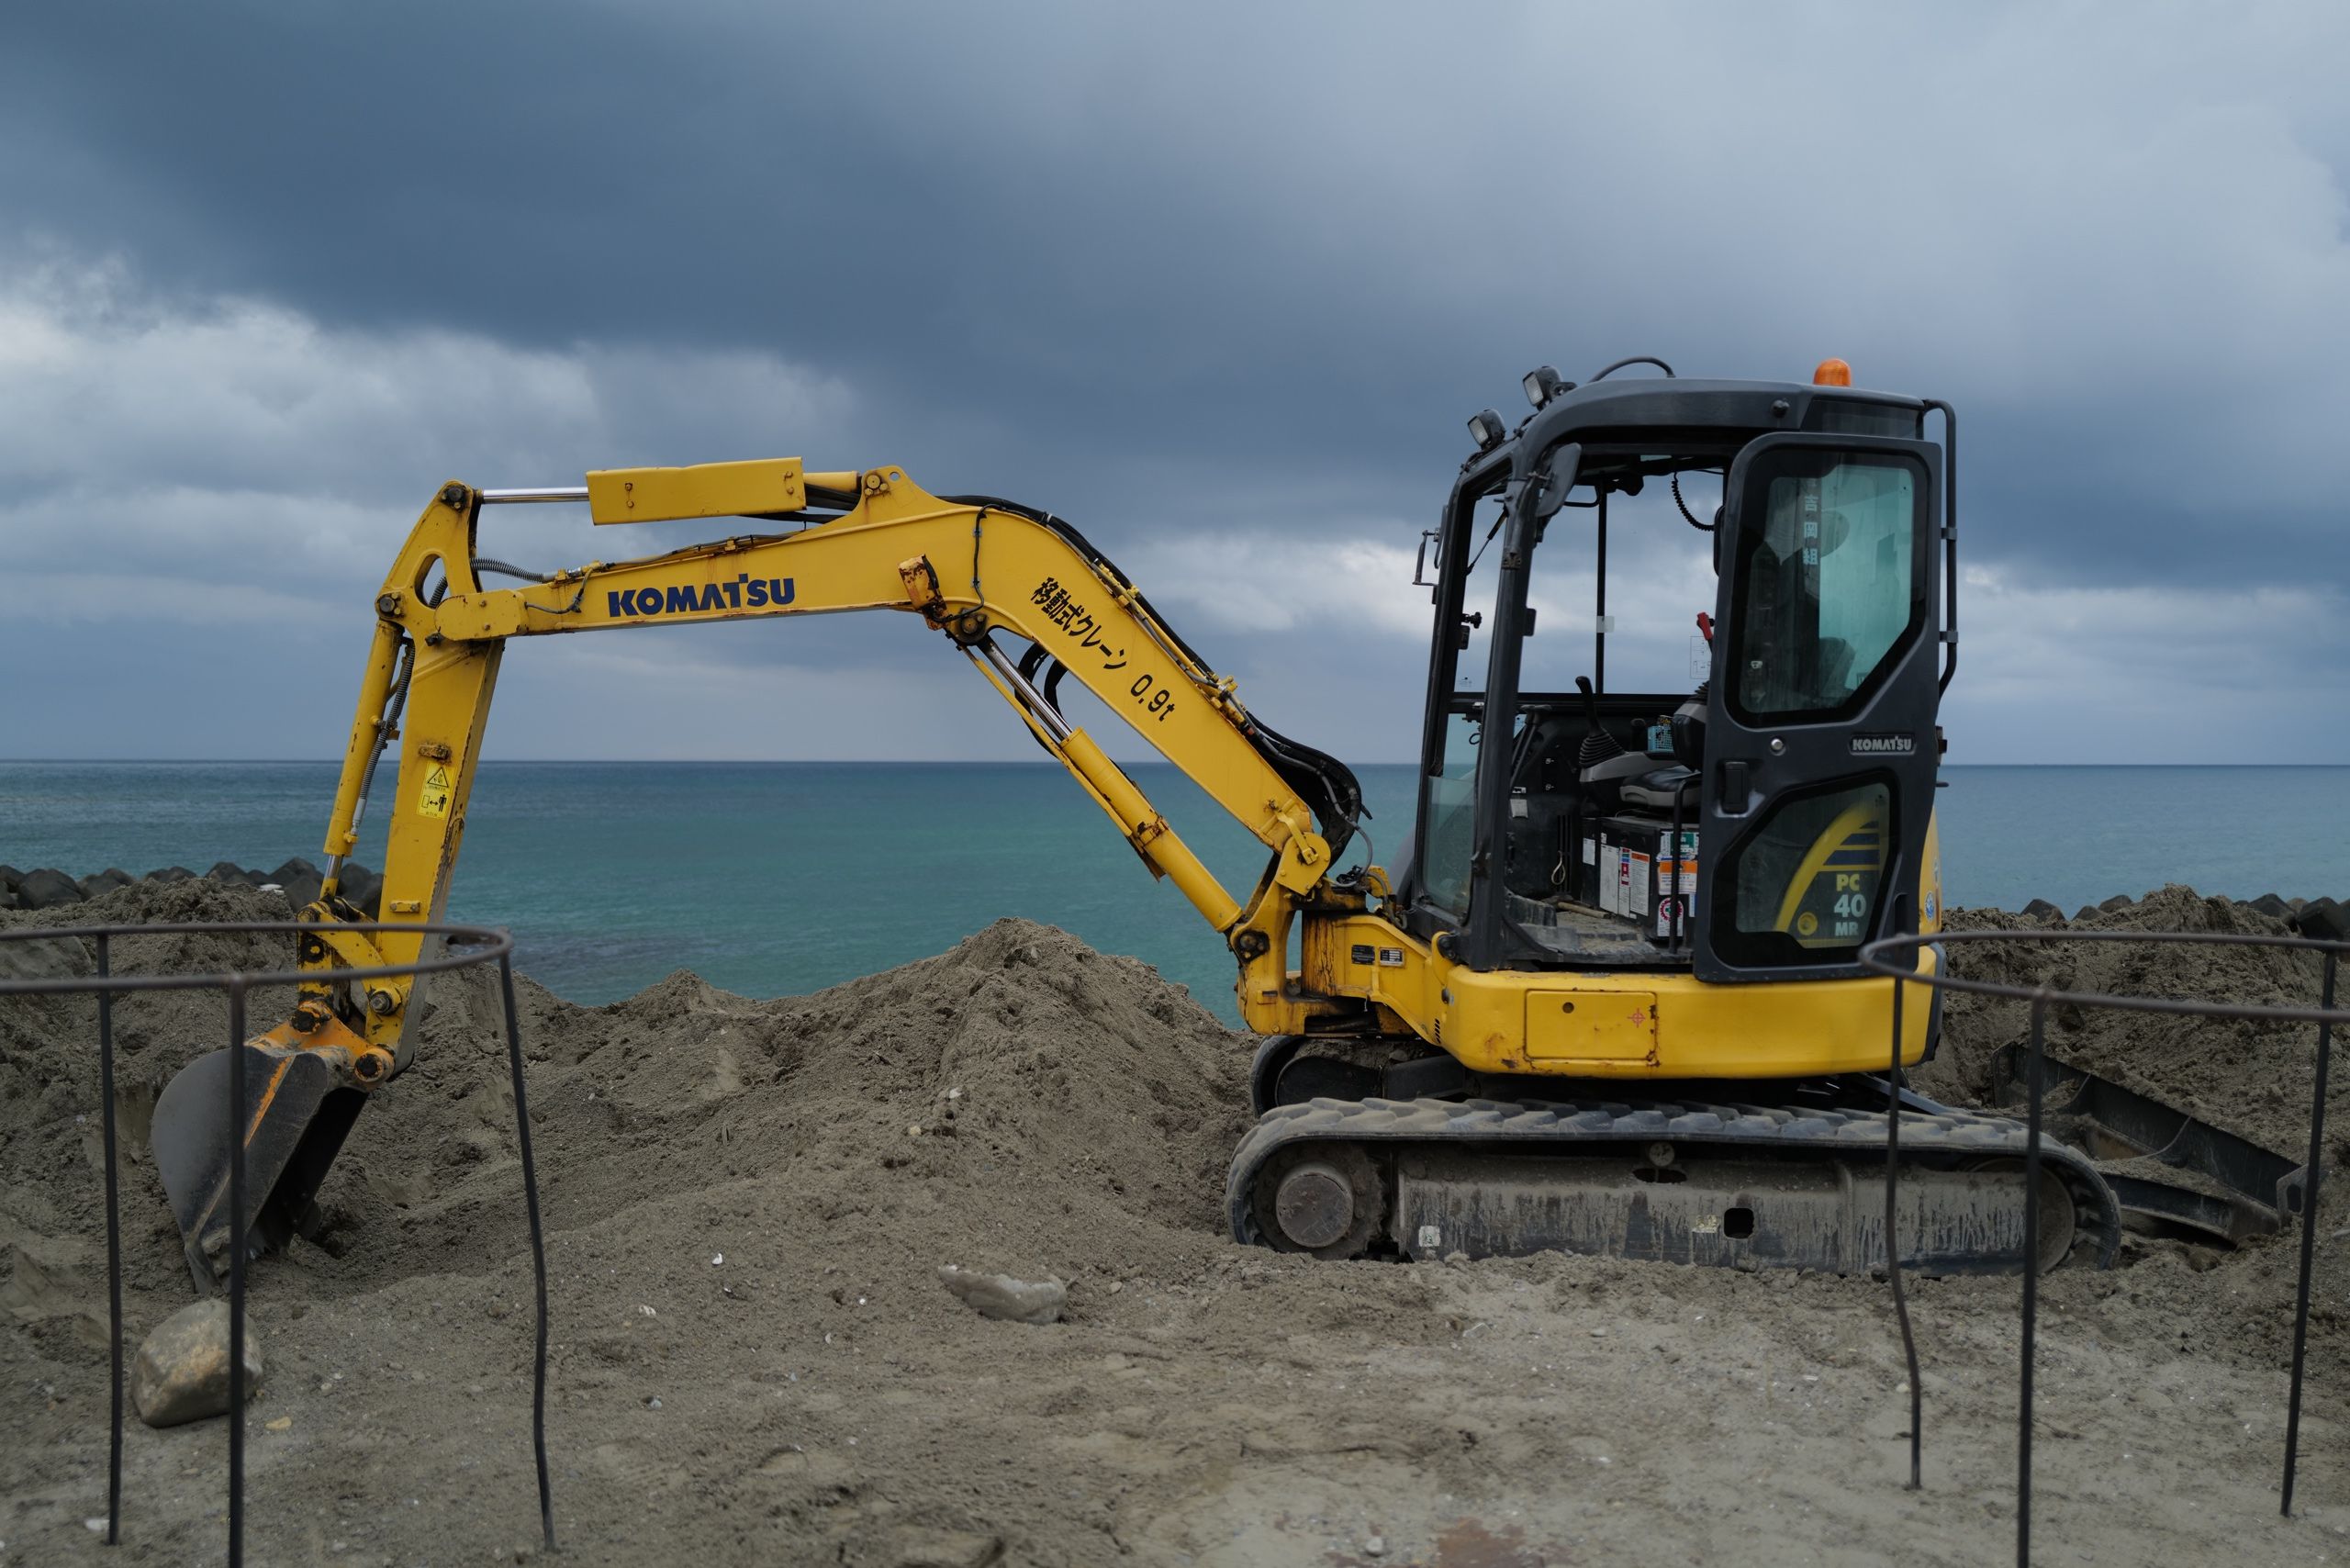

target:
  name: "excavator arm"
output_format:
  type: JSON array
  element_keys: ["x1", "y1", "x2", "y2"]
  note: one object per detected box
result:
[{"x1": 151, "y1": 459, "x2": 1371, "y2": 1283}]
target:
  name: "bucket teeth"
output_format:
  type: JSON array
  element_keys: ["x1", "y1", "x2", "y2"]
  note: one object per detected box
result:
[{"x1": 151, "y1": 1044, "x2": 368, "y2": 1293}]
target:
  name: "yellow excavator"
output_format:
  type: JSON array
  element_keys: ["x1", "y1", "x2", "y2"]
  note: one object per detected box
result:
[{"x1": 151, "y1": 356, "x2": 2130, "y2": 1288}]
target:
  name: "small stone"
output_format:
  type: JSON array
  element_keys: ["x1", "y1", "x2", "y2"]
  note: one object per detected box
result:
[
  {"x1": 131, "y1": 1299, "x2": 263, "y2": 1428},
  {"x1": 84, "y1": 1518, "x2": 108, "y2": 1534},
  {"x1": 937, "y1": 1265, "x2": 1067, "y2": 1325},
  {"x1": 265, "y1": 1416, "x2": 292, "y2": 1431},
  {"x1": 711, "y1": 1253, "x2": 724, "y2": 1267},
  {"x1": 646, "y1": 1396, "x2": 662, "y2": 1409},
  {"x1": 907, "y1": 1124, "x2": 923, "y2": 1137},
  {"x1": 1364, "y1": 1535, "x2": 1387, "y2": 1557},
  {"x1": 637, "y1": 1305, "x2": 657, "y2": 1317}
]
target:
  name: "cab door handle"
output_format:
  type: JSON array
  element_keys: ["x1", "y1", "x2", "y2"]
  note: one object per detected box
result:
[{"x1": 1718, "y1": 760, "x2": 1751, "y2": 813}]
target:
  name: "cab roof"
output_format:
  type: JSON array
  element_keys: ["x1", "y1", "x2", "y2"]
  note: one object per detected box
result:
[{"x1": 1461, "y1": 372, "x2": 1930, "y2": 493}]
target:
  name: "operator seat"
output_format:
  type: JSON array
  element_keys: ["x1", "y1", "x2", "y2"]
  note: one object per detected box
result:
[{"x1": 1619, "y1": 766, "x2": 1698, "y2": 811}]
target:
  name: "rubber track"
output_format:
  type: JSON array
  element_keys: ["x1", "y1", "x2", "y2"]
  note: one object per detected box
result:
[{"x1": 1227, "y1": 1095, "x2": 2124, "y2": 1269}]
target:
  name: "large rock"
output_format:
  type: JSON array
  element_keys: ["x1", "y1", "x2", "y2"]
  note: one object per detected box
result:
[
  {"x1": 77, "y1": 868, "x2": 135, "y2": 899},
  {"x1": 206, "y1": 861, "x2": 262, "y2": 887},
  {"x1": 144, "y1": 866, "x2": 196, "y2": 883},
  {"x1": 2020, "y1": 899, "x2": 2063, "y2": 924},
  {"x1": 0, "y1": 935, "x2": 93, "y2": 982},
  {"x1": 2249, "y1": 893, "x2": 2292, "y2": 920},
  {"x1": 17, "y1": 868, "x2": 87, "y2": 910},
  {"x1": 131, "y1": 1298, "x2": 263, "y2": 1428},
  {"x1": 937, "y1": 1266, "x2": 1066, "y2": 1325}
]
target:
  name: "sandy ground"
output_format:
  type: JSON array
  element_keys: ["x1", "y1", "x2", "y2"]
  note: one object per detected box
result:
[{"x1": 6, "y1": 879, "x2": 2349, "y2": 1566}]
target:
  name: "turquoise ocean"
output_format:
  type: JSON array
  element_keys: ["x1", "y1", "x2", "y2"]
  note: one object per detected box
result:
[{"x1": 3, "y1": 762, "x2": 2344, "y2": 1025}]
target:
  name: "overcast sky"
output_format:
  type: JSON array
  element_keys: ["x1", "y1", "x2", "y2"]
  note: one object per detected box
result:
[{"x1": 3, "y1": 3, "x2": 2344, "y2": 765}]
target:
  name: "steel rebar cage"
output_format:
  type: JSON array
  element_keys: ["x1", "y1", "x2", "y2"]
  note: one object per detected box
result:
[
  {"x1": 1861, "y1": 924, "x2": 2350, "y2": 1566},
  {"x1": 0, "y1": 919, "x2": 557, "y2": 1565}
]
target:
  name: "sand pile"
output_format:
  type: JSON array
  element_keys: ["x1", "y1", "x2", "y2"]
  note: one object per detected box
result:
[
  {"x1": 3, "y1": 878, "x2": 1251, "y2": 1312},
  {"x1": 1919, "y1": 885, "x2": 2336, "y2": 1153},
  {"x1": 337, "y1": 911, "x2": 1255, "y2": 1296},
  {"x1": 6, "y1": 879, "x2": 2350, "y2": 1565}
]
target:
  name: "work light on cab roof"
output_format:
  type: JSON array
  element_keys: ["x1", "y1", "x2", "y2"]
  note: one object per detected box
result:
[{"x1": 1522, "y1": 364, "x2": 1569, "y2": 409}]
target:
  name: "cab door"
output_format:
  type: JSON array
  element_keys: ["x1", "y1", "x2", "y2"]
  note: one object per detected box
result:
[{"x1": 1695, "y1": 433, "x2": 1942, "y2": 982}]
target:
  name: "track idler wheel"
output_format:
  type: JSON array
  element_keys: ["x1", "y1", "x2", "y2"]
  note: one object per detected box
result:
[
  {"x1": 1252, "y1": 1143, "x2": 1386, "y2": 1260},
  {"x1": 1965, "y1": 1156, "x2": 2080, "y2": 1273}
]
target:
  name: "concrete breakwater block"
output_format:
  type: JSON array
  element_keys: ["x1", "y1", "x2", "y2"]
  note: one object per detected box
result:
[
  {"x1": 0, "y1": 859, "x2": 382, "y2": 917},
  {"x1": 15, "y1": 868, "x2": 88, "y2": 911},
  {"x1": 2292, "y1": 898, "x2": 2348, "y2": 944},
  {"x1": 131, "y1": 1298, "x2": 264, "y2": 1428}
]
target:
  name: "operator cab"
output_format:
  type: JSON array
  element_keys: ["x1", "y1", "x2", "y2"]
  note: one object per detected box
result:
[{"x1": 1402, "y1": 358, "x2": 1952, "y2": 986}]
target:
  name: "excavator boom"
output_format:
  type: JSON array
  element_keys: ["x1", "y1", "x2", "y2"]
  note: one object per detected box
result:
[{"x1": 153, "y1": 461, "x2": 1370, "y2": 1282}]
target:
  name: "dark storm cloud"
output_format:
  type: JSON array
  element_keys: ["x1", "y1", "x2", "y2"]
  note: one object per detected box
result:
[{"x1": 1, "y1": 2, "x2": 2345, "y2": 761}]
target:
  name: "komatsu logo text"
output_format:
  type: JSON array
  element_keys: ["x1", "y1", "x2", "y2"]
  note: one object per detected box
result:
[
  {"x1": 606, "y1": 576, "x2": 796, "y2": 618},
  {"x1": 1848, "y1": 733, "x2": 1916, "y2": 756}
]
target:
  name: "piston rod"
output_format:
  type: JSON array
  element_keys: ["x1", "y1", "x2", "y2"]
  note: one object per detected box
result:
[{"x1": 478, "y1": 487, "x2": 591, "y2": 504}]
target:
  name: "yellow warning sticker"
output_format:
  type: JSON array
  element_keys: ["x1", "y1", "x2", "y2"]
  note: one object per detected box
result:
[{"x1": 416, "y1": 764, "x2": 454, "y2": 820}]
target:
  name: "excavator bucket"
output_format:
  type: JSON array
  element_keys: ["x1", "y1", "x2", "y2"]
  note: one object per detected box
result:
[{"x1": 151, "y1": 1041, "x2": 368, "y2": 1292}]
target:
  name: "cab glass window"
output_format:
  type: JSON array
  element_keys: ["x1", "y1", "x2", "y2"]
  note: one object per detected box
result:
[
  {"x1": 1729, "y1": 454, "x2": 1923, "y2": 722},
  {"x1": 1422, "y1": 706, "x2": 1482, "y2": 917},
  {"x1": 1712, "y1": 779, "x2": 1890, "y2": 966}
]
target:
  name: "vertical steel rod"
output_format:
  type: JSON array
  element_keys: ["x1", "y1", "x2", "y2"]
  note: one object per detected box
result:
[
  {"x1": 499, "y1": 954, "x2": 557, "y2": 1552},
  {"x1": 2018, "y1": 995, "x2": 2045, "y2": 1567},
  {"x1": 97, "y1": 935, "x2": 123, "y2": 1544},
  {"x1": 225, "y1": 980, "x2": 247, "y2": 1568},
  {"x1": 1886, "y1": 969, "x2": 1921, "y2": 1488},
  {"x1": 2283, "y1": 948, "x2": 2337, "y2": 1515}
]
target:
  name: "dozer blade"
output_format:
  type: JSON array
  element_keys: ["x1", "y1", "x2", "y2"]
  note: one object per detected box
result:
[
  {"x1": 151, "y1": 1044, "x2": 368, "y2": 1293},
  {"x1": 1990, "y1": 1043, "x2": 2305, "y2": 1246}
]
